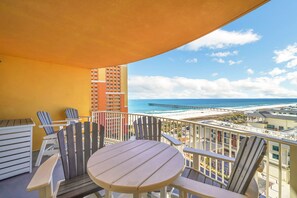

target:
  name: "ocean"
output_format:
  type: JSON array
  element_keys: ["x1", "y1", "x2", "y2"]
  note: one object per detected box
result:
[{"x1": 128, "y1": 98, "x2": 297, "y2": 114}]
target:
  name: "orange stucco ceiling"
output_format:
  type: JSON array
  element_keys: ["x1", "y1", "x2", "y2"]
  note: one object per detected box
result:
[{"x1": 0, "y1": 0, "x2": 268, "y2": 68}]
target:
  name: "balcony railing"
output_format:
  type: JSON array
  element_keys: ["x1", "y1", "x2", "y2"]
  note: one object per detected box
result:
[{"x1": 92, "y1": 111, "x2": 297, "y2": 198}]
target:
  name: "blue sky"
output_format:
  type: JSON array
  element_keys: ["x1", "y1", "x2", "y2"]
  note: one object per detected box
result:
[{"x1": 128, "y1": 0, "x2": 297, "y2": 99}]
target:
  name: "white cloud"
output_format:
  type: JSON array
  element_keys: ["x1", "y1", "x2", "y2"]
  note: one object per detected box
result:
[
  {"x1": 287, "y1": 59, "x2": 297, "y2": 68},
  {"x1": 210, "y1": 50, "x2": 238, "y2": 57},
  {"x1": 286, "y1": 71, "x2": 297, "y2": 85},
  {"x1": 212, "y1": 73, "x2": 219, "y2": 77},
  {"x1": 247, "y1": 69, "x2": 254, "y2": 75},
  {"x1": 268, "y1": 67, "x2": 287, "y2": 77},
  {"x1": 229, "y1": 60, "x2": 242, "y2": 65},
  {"x1": 179, "y1": 29, "x2": 261, "y2": 51},
  {"x1": 273, "y1": 43, "x2": 297, "y2": 68},
  {"x1": 185, "y1": 58, "x2": 198, "y2": 64},
  {"x1": 213, "y1": 58, "x2": 225, "y2": 63},
  {"x1": 129, "y1": 75, "x2": 297, "y2": 99}
]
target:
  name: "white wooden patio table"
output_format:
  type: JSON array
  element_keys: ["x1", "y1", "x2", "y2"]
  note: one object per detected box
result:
[{"x1": 87, "y1": 140, "x2": 184, "y2": 198}]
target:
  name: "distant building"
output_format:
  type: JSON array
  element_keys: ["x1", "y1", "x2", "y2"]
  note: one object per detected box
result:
[
  {"x1": 91, "y1": 65, "x2": 128, "y2": 139},
  {"x1": 91, "y1": 65, "x2": 128, "y2": 112},
  {"x1": 245, "y1": 107, "x2": 297, "y2": 131}
]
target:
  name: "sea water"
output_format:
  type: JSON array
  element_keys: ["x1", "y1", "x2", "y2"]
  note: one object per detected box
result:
[{"x1": 128, "y1": 98, "x2": 297, "y2": 114}]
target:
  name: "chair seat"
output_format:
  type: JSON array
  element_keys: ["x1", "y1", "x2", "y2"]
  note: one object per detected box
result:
[
  {"x1": 182, "y1": 167, "x2": 226, "y2": 188},
  {"x1": 43, "y1": 133, "x2": 57, "y2": 140},
  {"x1": 57, "y1": 174, "x2": 103, "y2": 198},
  {"x1": 172, "y1": 167, "x2": 226, "y2": 198}
]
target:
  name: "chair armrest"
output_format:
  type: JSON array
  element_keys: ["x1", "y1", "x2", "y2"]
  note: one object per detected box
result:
[
  {"x1": 39, "y1": 123, "x2": 68, "y2": 128},
  {"x1": 162, "y1": 133, "x2": 182, "y2": 146},
  {"x1": 27, "y1": 153, "x2": 59, "y2": 191},
  {"x1": 171, "y1": 177, "x2": 246, "y2": 198},
  {"x1": 80, "y1": 115, "x2": 91, "y2": 121},
  {"x1": 79, "y1": 115, "x2": 91, "y2": 118},
  {"x1": 66, "y1": 118, "x2": 81, "y2": 121},
  {"x1": 184, "y1": 147, "x2": 235, "y2": 163},
  {"x1": 52, "y1": 120, "x2": 68, "y2": 123}
]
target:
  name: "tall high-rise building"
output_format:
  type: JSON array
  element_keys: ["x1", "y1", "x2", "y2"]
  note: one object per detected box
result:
[{"x1": 91, "y1": 65, "x2": 128, "y2": 112}]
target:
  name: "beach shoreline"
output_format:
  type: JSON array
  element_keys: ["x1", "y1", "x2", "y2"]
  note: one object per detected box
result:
[{"x1": 152, "y1": 103, "x2": 297, "y2": 120}]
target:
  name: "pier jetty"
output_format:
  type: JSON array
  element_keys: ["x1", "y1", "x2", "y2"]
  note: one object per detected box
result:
[{"x1": 148, "y1": 103, "x2": 238, "y2": 112}]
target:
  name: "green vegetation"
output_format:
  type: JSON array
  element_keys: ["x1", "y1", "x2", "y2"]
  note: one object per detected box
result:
[{"x1": 217, "y1": 113, "x2": 247, "y2": 124}]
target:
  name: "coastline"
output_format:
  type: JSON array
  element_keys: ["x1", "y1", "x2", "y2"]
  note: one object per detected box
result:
[
  {"x1": 152, "y1": 103, "x2": 297, "y2": 120},
  {"x1": 234, "y1": 103, "x2": 297, "y2": 111}
]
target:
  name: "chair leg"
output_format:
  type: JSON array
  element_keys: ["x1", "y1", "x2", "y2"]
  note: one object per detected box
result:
[{"x1": 35, "y1": 140, "x2": 48, "y2": 166}]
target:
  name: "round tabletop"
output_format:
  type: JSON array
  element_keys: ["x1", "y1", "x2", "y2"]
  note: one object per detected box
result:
[{"x1": 87, "y1": 140, "x2": 184, "y2": 193}]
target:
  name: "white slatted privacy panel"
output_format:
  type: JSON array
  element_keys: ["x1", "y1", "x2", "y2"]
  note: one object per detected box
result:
[{"x1": 0, "y1": 119, "x2": 35, "y2": 180}]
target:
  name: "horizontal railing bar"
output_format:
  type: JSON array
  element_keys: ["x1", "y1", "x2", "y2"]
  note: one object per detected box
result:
[{"x1": 92, "y1": 111, "x2": 297, "y2": 146}]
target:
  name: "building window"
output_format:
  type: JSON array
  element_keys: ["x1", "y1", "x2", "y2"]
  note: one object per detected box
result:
[
  {"x1": 272, "y1": 154, "x2": 279, "y2": 160},
  {"x1": 272, "y1": 145, "x2": 279, "y2": 151},
  {"x1": 267, "y1": 124, "x2": 275, "y2": 129}
]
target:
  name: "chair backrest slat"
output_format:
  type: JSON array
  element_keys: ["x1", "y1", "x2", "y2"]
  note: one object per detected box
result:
[
  {"x1": 37, "y1": 111, "x2": 55, "y2": 135},
  {"x1": 57, "y1": 122, "x2": 104, "y2": 180},
  {"x1": 66, "y1": 125, "x2": 76, "y2": 179},
  {"x1": 57, "y1": 129, "x2": 69, "y2": 180},
  {"x1": 157, "y1": 120, "x2": 162, "y2": 142},
  {"x1": 134, "y1": 121, "x2": 139, "y2": 140},
  {"x1": 237, "y1": 138, "x2": 266, "y2": 193},
  {"x1": 75, "y1": 122, "x2": 84, "y2": 176},
  {"x1": 138, "y1": 118, "x2": 144, "y2": 139},
  {"x1": 65, "y1": 108, "x2": 79, "y2": 124},
  {"x1": 227, "y1": 137, "x2": 250, "y2": 191},
  {"x1": 134, "y1": 116, "x2": 162, "y2": 141},
  {"x1": 226, "y1": 136, "x2": 266, "y2": 194},
  {"x1": 99, "y1": 125, "x2": 105, "y2": 149},
  {"x1": 148, "y1": 116, "x2": 153, "y2": 140},
  {"x1": 92, "y1": 122, "x2": 98, "y2": 154},
  {"x1": 152, "y1": 117, "x2": 158, "y2": 141},
  {"x1": 142, "y1": 117, "x2": 148, "y2": 139},
  {"x1": 84, "y1": 122, "x2": 91, "y2": 173},
  {"x1": 65, "y1": 108, "x2": 79, "y2": 119}
]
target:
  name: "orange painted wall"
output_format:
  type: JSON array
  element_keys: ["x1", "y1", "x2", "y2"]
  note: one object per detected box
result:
[{"x1": 0, "y1": 55, "x2": 91, "y2": 150}]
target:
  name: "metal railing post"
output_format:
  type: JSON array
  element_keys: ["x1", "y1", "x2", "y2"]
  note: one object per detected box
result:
[{"x1": 290, "y1": 144, "x2": 297, "y2": 198}]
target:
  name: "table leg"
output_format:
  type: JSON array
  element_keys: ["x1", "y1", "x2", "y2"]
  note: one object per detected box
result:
[
  {"x1": 179, "y1": 189, "x2": 187, "y2": 198},
  {"x1": 133, "y1": 192, "x2": 140, "y2": 198},
  {"x1": 160, "y1": 186, "x2": 167, "y2": 198},
  {"x1": 105, "y1": 189, "x2": 112, "y2": 198}
]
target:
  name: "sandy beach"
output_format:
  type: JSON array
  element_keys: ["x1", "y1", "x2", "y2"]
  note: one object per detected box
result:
[
  {"x1": 234, "y1": 103, "x2": 297, "y2": 111},
  {"x1": 153, "y1": 103, "x2": 297, "y2": 120}
]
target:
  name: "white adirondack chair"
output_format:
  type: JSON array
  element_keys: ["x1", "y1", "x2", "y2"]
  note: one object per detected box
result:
[
  {"x1": 35, "y1": 111, "x2": 69, "y2": 166},
  {"x1": 65, "y1": 108, "x2": 91, "y2": 124}
]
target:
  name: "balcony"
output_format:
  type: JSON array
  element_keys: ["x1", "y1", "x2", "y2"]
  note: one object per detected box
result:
[
  {"x1": 92, "y1": 111, "x2": 297, "y2": 197},
  {"x1": 1, "y1": 111, "x2": 297, "y2": 197}
]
